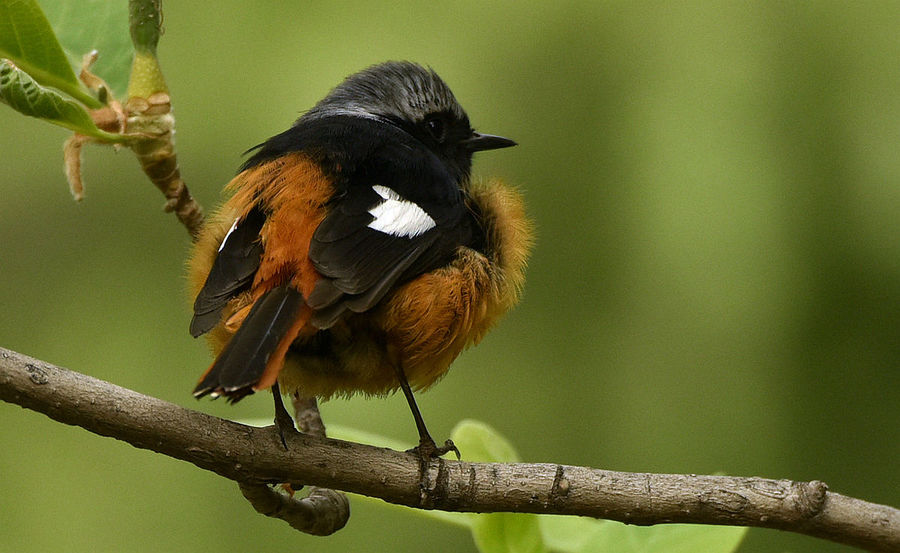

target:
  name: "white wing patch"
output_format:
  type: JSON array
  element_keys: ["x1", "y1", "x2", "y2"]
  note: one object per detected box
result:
[
  {"x1": 367, "y1": 185, "x2": 436, "y2": 238},
  {"x1": 218, "y1": 217, "x2": 240, "y2": 252}
]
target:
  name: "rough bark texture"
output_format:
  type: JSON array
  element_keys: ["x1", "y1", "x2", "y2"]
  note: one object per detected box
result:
[{"x1": 1, "y1": 346, "x2": 897, "y2": 552}]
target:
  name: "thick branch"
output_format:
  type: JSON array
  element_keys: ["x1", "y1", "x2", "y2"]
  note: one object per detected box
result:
[{"x1": 0, "y1": 346, "x2": 897, "y2": 552}]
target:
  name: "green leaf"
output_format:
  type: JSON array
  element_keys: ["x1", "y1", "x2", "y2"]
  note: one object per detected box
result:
[
  {"x1": 451, "y1": 419, "x2": 521, "y2": 464},
  {"x1": 0, "y1": 58, "x2": 123, "y2": 140},
  {"x1": 539, "y1": 516, "x2": 748, "y2": 553},
  {"x1": 0, "y1": 0, "x2": 99, "y2": 107},
  {"x1": 635, "y1": 524, "x2": 748, "y2": 553},
  {"x1": 325, "y1": 422, "x2": 416, "y2": 453},
  {"x1": 448, "y1": 422, "x2": 746, "y2": 553},
  {"x1": 236, "y1": 419, "x2": 417, "y2": 452},
  {"x1": 40, "y1": 0, "x2": 132, "y2": 98},
  {"x1": 472, "y1": 512, "x2": 547, "y2": 553},
  {"x1": 537, "y1": 516, "x2": 612, "y2": 553}
]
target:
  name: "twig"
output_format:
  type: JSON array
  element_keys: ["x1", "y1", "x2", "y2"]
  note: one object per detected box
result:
[
  {"x1": 124, "y1": 0, "x2": 205, "y2": 240},
  {"x1": 293, "y1": 394, "x2": 328, "y2": 437},
  {"x1": 124, "y1": 94, "x2": 205, "y2": 240},
  {"x1": 0, "y1": 346, "x2": 897, "y2": 552}
]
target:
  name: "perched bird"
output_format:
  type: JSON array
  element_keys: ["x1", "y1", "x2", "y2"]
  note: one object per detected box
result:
[{"x1": 189, "y1": 61, "x2": 532, "y2": 457}]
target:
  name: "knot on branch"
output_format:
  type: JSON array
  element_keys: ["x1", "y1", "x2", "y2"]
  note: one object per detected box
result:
[{"x1": 794, "y1": 480, "x2": 829, "y2": 519}]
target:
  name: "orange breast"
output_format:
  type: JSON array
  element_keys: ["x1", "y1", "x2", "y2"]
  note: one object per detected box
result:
[{"x1": 375, "y1": 249, "x2": 494, "y2": 389}]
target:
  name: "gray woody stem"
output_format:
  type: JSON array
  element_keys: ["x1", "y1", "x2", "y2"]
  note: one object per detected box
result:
[{"x1": 0, "y1": 346, "x2": 897, "y2": 552}]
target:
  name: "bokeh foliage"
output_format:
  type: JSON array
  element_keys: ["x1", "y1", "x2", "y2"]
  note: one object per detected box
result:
[{"x1": 1, "y1": 2, "x2": 897, "y2": 552}]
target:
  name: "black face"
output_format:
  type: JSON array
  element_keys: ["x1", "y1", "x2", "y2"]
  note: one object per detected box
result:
[
  {"x1": 405, "y1": 109, "x2": 477, "y2": 182},
  {"x1": 403, "y1": 112, "x2": 520, "y2": 186}
]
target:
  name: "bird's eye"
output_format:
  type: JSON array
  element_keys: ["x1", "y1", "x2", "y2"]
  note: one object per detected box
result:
[{"x1": 425, "y1": 116, "x2": 445, "y2": 142}]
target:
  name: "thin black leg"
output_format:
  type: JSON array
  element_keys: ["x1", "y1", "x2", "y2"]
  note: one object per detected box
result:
[
  {"x1": 271, "y1": 381, "x2": 297, "y2": 449},
  {"x1": 392, "y1": 363, "x2": 459, "y2": 460}
]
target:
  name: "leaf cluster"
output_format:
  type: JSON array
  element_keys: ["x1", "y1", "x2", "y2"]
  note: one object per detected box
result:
[{"x1": 0, "y1": 0, "x2": 160, "y2": 139}]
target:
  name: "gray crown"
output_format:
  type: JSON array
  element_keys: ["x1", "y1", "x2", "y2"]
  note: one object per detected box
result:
[{"x1": 307, "y1": 61, "x2": 467, "y2": 124}]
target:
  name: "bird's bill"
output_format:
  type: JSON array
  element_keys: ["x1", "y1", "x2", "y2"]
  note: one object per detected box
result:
[{"x1": 463, "y1": 132, "x2": 517, "y2": 152}]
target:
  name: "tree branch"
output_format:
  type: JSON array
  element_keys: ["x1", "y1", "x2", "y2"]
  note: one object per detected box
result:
[{"x1": 1, "y1": 346, "x2": 897, "y2": 552}]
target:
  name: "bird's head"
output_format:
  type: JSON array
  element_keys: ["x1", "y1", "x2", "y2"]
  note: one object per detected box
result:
[{"x1": 306, "y1": 61, "x2": 516, "y2": 181}]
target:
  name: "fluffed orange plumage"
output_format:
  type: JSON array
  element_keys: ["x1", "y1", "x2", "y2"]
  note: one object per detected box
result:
[{"x1": 189, "y1": 173, "x2": 532, "y2": 399}]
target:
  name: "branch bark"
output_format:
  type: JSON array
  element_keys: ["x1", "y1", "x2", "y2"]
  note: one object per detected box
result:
[{"x1": 1, "y1": 346, "x2": 897, "y2": 552}]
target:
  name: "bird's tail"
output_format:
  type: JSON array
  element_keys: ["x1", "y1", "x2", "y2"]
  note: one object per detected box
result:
[{"x1": 193, "y1": 285, "x2": 310, "y2": 402}]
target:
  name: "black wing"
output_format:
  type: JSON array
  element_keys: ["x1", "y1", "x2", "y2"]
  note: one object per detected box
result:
[
  {"x1": 190, "y1": 206, "x2": 266, "y2": 337},
  {"x1": 232, "y1": 114, "x2": 477, "y2": 329},
  {"x1": 307, "y1": 183, "x2": 471, "y2": 329}
]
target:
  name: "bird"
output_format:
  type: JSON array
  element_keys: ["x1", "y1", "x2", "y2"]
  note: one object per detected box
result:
[{"x1": 188, "y1": 61, "x2": 532, "y2": 458}]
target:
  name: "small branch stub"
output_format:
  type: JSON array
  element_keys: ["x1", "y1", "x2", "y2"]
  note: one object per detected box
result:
[{"x1": 238, "y1": 483, "x2": 350, "y2": 536}]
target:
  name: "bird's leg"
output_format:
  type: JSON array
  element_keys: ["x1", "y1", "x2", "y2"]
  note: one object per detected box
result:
[
  {"x1": 393, "y1": 363, "x2": 459, "y2": 460},
  {"x1": 271, "y1": 381, "x2": 298, "y2": 450},
  {"x1": 292, "y1": 393, "x2": 326, "y2": 437}
]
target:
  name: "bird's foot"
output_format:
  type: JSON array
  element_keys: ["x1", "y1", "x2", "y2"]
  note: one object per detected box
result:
[
  {"x1": 277, "y1": 482, "x2": 305, "y2": 496},
  {"x1": 408, "y1": 437, "x2": 460, "y2": 502},
  {"x1": 409, "y1": 437, "x2": 460, "y2": 461},
  {"x1": 274, "y1": 402, "x2": 299, "y2": 450}
]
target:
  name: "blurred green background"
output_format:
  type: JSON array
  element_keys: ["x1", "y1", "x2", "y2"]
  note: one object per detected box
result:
[{"x1": 2, "y1": 1, "x2": 898, "y2": 552}]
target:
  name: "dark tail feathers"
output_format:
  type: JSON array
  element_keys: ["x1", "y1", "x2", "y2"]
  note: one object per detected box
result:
[{"x1": 193, "y1": 285, "x2": 306, "y2": 402}]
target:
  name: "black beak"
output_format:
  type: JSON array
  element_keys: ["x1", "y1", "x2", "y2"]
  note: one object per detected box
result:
[{"x1": 462, "y1": 132, "x2": 518, "y2": 152}]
